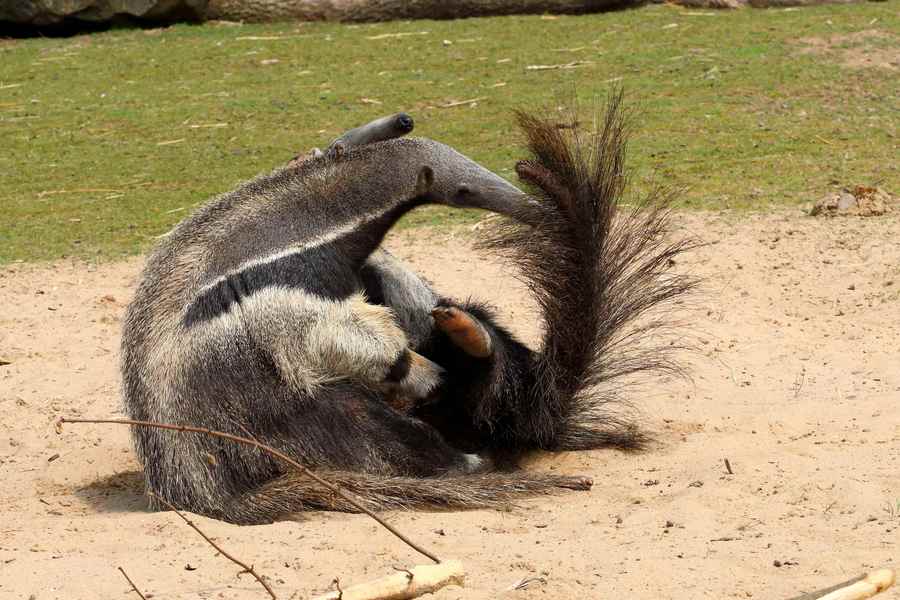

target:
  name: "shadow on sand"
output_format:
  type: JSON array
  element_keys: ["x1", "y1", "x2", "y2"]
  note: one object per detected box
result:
[{"x1": 72, "y1": 469, "x2": 151, "y2": 514}]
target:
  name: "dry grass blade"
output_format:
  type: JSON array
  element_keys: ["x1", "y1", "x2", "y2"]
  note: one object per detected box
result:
[
  {"x1": 525, "y1": 61, "x2": 594, "y2": 71},
  {"x1": 366, "y1": 31, "x2": 429, "y2": 40}
]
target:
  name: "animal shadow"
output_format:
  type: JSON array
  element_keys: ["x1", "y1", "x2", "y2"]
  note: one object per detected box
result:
[{"x1": 73, "y1": 470, "x2": 150, "y2": 514}]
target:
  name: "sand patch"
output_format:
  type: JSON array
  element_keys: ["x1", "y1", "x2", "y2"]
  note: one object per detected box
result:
[{"x1": 796, "y1": 29, "x2": 900, "y2": 70}]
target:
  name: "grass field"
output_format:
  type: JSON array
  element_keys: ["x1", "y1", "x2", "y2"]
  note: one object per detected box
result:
[{"x1": 0, "y1": 3, "x2": 897, "y2": 264}]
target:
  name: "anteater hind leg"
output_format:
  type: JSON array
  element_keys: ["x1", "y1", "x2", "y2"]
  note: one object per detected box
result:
[
  {"x1": 416, "y1": 299, "x2": 557, "y2": 452},
  {"x1": 431, "y1": 305, "x2": 493, "y2": 358}
]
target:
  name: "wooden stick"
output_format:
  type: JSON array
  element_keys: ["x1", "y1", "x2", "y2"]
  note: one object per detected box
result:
[
  {"x1": 436, "y1": 97, "x2": 486, "y2": 108},
  {"x1": 788, "y1": 569, "x2": 895, "y2": 600},
  {"x1": 149, "y1": 492, "x2": 277, "y2": 599},
  {"x1": 55, "y1": 417, "x2": 441, "y2": 564},
  {"x1": 311, "y1": 561, "x2": 465, "y2": 600},
  {"x1": 117, "y1": 566, "x2": 148, "y2": 600}
]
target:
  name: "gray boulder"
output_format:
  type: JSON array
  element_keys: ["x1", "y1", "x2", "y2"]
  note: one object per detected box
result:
[{"x1": 0, "y1": 0, "x2": 207, "y2": 26}]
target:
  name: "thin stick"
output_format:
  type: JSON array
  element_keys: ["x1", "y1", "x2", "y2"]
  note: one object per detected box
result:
[
  {"x1": 56, "y1": 417, "x2": 441, "y2": 564},
  {"x1": 786, "y1": 569, "x2": 895, "y2": 600},
  {"x1": 724, "y1": 458, "x2": 734, "y2": 475},
  {"x1": 311, "y1": 561, "x2": 465, "y2": 600},
  {"x1": 436, "y1": 97, "x2": 486, "y2": 108},
  {"x1": 148, "y1": 492, "x2": 277, "y2": 599},
  {"x1": 117, "y1": 566, "x2": 148, "y2": 600}
]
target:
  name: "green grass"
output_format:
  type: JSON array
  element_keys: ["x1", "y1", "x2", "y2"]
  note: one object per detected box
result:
[{"x1": 1, "y1": 4, "x2": 897, "y2": 263}]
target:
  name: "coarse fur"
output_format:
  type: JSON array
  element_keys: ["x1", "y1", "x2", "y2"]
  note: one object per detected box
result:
[
  {"x1": 122, "y1": 96, "x2": 696, "y2": 524},
  {"x1": 122, "y1": 128, "x2": 586, "y2": 525},
  {"x1": 464, "y1": 90, "x2": 699, "y2": 452}
]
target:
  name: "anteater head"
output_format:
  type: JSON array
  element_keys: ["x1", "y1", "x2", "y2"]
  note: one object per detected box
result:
[{"x1": 396, "y1": 138, "x2": 543, "y2": 225}]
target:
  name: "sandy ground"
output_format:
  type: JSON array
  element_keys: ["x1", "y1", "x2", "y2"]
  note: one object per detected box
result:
[{"x1": 1, "y1": 210, "x2": 898, "y2": 599}]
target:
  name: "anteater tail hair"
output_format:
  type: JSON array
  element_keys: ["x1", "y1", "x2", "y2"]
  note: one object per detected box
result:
[{"x1": 479, "y1": 90, "x2": 699, "y2": 451}]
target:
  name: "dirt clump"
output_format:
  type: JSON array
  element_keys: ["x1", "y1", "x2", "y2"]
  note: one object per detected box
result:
[{"x1": 811, "y1": 186, "x2": 895, "y2": 217}]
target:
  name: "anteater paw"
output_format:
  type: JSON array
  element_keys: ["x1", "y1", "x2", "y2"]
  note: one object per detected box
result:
[
  {"x1": 382, "y1": 349, "x2": 444, "y2": 400},
  {"x1": 431, "y1": 306, "x2": 493, "y2": 358}
]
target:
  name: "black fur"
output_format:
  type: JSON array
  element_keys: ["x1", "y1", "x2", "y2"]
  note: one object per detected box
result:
[
  {"x1": 185, "y1": 198, "x2": 428, "y2": 325},
  {"x1": 471, "y1": 90, "x2": 699, "y2": 451}
]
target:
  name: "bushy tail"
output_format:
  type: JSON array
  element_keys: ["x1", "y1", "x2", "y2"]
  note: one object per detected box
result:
[
  {"x1": 221, "y1": 470, "x2": 592, "y2": 525},
  {"x1": 479, "y1": 90, "x2": 698, "y2": 451}
]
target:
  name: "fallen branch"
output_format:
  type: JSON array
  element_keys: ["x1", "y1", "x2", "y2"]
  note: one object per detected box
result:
[
  {"x1": 55, "y1": 417, "x2": 440, "y2": 564},
  {"x1": 436, "y1": 97, "x2": 487, "y2": 108},
  {"x1": 311, "y1": 560, "x2": 465, "y2": 600},
  {"x1": 117, "y1": 566, "x2": 148, "y2": 600},
  {"x1": 787, "y1": 569, "x2": 895, "y2": 600},
  {"x1": 149, "y1": 492, "x2": 277, "y2": 599}
]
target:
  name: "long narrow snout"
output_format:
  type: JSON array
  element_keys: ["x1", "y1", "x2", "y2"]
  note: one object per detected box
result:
[
  {"x1": 396, "y1": 138, "x2": 542, "y2": 225},
  {"x1": 450, "y1": 178, "x2": 543, "y2": 226}
]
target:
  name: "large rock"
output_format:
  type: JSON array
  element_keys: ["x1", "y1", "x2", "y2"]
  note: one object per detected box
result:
[
  {"x1": 0, "y1": 0, "x2": 207, "y2": 26},
  {"x1": 206, "y1": 0, "x2": 637, "y2": 23}
]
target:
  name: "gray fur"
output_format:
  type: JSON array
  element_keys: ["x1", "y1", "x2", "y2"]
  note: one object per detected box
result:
[
  {"x1": 327, "y1": 112, "x2": 414, "y2": 157},
  {"x1": 121, "y1": 132, "x2": 580, "y2": 523}
]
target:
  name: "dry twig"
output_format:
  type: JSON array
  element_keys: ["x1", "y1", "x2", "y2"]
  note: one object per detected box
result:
[
  {"x1": 436, "y1": 97, "x2": 486, "y2": 108},
  {"x1": 786, "y1": 569, "x2": 895, "y2": 600},
  {"x1": 312, "y1": 561, "x2": 465, "y2": 600},
  {"x1": 117, "y1": 566, "x2": 148, "y2": 599},
  {"x1": 55, "y1": 417, "x2": 441, "y2": 564},
  {"x1": 149, "y1": 492, "x2": 277, "y2": 599}
]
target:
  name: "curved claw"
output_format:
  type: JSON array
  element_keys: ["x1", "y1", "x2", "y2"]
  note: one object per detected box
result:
[{"x1": 431, "y1": 306, "x2": 493, "y2": 359}]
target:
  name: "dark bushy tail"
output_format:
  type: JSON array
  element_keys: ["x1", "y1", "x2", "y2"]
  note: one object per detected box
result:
[
  {"x1": 221, "y1": 470, "x2": 592, "y2": 525},
  {"x1": 479, "y1": 90, "x2": 698, "y2": 451}
]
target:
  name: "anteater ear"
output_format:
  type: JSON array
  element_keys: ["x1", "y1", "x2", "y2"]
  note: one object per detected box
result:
[{"x1": 415, "y1": 166, "x2": 435, "y2": 196}]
